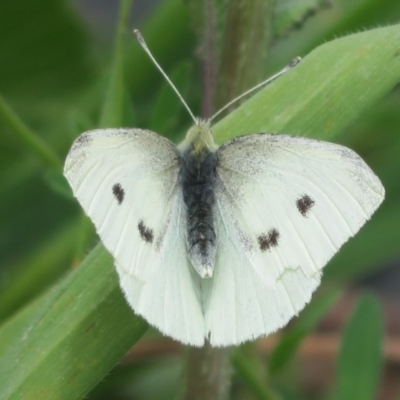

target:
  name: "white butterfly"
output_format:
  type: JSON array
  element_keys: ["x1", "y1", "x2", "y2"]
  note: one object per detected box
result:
[{"x1": 63, "y1": 32, "x2": 384, "y2": 347}]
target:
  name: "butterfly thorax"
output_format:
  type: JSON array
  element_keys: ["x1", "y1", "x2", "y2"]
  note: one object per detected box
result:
[{"x1": 179, "y1": 121, "x2": 218, "y2": 278}]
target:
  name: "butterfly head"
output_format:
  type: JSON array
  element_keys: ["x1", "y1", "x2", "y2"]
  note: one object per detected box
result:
[{"x1": 178, "y1": 119, "x2": 218, "y2": 155}]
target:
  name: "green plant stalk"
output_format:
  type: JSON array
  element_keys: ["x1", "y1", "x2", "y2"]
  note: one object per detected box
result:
[
  {"x1": 184, "y1": 2, "x2": 276, "y2": 398},
  {"x1": 183, "y1": 344, "x2": 232, "y2": 400},
  {"x1": 1, "y1": 25, "x2": 400, "y2": 399},
  {"x1": 0, "y1": 95, "x2": 62, "y2": 170},
  {"x1": 215, "y1": 0, "x2": 274, "y2": 109},
  {"x1": 100, "y1": 0, "x2": 133, "y2": 127},
  {"x1": 233, "y1": 345, "x2": 278, "y2": 400}
]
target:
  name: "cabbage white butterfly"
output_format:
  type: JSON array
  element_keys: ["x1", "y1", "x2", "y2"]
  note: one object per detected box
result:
[{"x1": 64, "y1": 30, "x2": 384, "y2": 346}]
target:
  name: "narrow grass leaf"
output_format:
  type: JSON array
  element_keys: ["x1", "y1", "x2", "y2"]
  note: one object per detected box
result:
[
  {"x1": 333, "y1": 294, "x2": 383, "y2": 400},
  {"x1": 0, "y1": 95, "x2": 62, "y2": 170}
]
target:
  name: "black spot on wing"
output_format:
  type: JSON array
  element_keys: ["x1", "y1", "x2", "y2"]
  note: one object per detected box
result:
[
  {"x1": 112, "y1": 183, "x2": 125, "y2": 204},
  {"x1": 138, "y1": 220, "x2": 154, "y2": 243},
  {"x1": 296, "y1": 194, "x2": 315, "y2": 217},
  {"x1": 258, "y1": 228, "x2": 280, "y2": 252}
]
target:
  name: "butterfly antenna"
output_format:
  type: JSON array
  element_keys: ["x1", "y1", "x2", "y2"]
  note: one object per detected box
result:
[
  {"x1": 210, "y1": 57, "x2": 301, "y2": 123},
  {"x1": 134, "y1": 29, "x2": 198, "y2": 125}
]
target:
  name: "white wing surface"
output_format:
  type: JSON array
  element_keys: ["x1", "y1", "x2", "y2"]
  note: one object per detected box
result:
[
  {"x1": 64, "y1": 128, "x2": 204, "y2": 345},
  {"x1": 204, "y1": 133, "x2": 384, "y2": 346}
]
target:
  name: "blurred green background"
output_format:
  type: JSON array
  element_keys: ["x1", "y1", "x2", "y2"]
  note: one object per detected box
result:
[{"x1": 0, "y1": 0, "x2": 399, "y2": 399}]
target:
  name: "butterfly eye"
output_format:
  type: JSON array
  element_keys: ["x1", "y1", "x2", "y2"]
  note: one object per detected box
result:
[
  {"x1": 258, "y1": 228, "x2": 280, "y2": 252},
  {"x1": 112, "y1": 183, "x2": 125, "y2": 204},
  {"x1": 296, "y1": 194, "x2": 315, "y2": 217},
  {"x1": 138, "y1": 220, "x2": 154, "y2": 244}
]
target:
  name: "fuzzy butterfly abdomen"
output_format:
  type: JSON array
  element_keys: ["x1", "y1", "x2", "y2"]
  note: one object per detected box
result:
[{"x1": 181, "y1": 144, "x2": 218, "y2": 278}]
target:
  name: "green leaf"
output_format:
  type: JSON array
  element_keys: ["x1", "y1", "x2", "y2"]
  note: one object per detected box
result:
[
  {"x1": 268, "y1": 289, "x2": 340, "y2": 375},
  {"x1": 333, "y1": 294, "x2": 383, "y2": 400},
  {"x1": 213, "y1": 24, "x2": 400, "y2": 143},
  {"x1": 0, "y1": 245, "x2": 148, "y2": 400}
]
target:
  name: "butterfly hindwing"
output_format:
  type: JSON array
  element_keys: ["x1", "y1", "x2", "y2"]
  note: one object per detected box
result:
[
  {"x1": 203, "y1": 133, "x2": 384, "y2": 346},
  {"x1": 115, "y1": 189, "x2": 204, "y2": 345}
]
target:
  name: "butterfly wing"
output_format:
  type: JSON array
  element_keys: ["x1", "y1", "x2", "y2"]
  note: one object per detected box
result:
[
  {"x1": 204, "y1": 133, "x2": 384, "y2": 346},
  {"x1": 115, "y1": 189, "x2": 204, "y2": 346},
  {"x1": 64, "y1": 128, "x2": 204, "y2": 345}
]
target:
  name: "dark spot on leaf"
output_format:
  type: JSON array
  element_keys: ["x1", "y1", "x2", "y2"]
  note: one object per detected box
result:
[
  {"x1": 138, "y1": 220, "x2": 154, "y2": 243},
  {"x1": 296, "y1": 194, "x2": 315, "y2": 217},
  {"x1": 258, "y1": 228, "x2": 280, "y2": 252},
  {"x1": 112, "y1": 183, "x2": 124, "y2": 204}
]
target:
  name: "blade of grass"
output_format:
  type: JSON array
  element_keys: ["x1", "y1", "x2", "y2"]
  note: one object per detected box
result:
[
  {"x1": 0, "y1": 245, "x2": 148, "y2": 400},
  {"x1": 333, "y1": 294, "x2": 383, "y2": 400},
  {"x1": 0, "y1": 95, "x2": 62, "y2": 170}
]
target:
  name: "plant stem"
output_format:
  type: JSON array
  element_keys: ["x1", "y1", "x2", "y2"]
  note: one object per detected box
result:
[
  {"x1": 183, "y1": 343, "x2": 231, "y2": 400},
  {"x1": 100, "y1": 0, "x2": 133, "y2": 128},
  {"x1": 215, "y1": 0, "x2": 274, "y2": 111},
  {"x1": 183, "y1": 0, "x2": 275, "y2": 398},
  {"x1": 201, "y1": 0, "x2": 217, "y2": 118}
]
